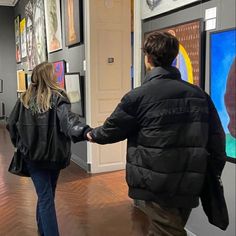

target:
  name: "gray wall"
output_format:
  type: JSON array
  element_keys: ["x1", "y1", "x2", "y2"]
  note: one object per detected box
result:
[
  {"x1": 0, "y1": 7, "x2": 17, "y2": 116},
  {"x1": 1, "y1": 0, "x2": 88, "y2": 170},
  {"x1": 142, "y1": 0, "x2": 235, "y2": 235}
]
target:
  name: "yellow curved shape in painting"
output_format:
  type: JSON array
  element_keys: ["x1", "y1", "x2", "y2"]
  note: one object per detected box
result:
[{"x1": 179, "y1": 44, "x2": 193, "y2": 84}]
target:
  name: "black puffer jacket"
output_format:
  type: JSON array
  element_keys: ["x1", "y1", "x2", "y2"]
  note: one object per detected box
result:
[
  {"x1": 91, "y1": 66, "x2": 226, "y2": 208},
  {"x1": 7, "y1": 91, "x2": 90, "y2": 169}
]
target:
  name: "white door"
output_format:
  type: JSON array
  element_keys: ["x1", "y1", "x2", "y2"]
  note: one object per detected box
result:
[{"x1": 86, "y1": 0, "x2": 131, "y2": 173}]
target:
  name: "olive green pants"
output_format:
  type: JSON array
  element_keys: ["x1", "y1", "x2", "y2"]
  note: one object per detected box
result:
[{"x1": 143, "y1": 201, "x2": 191, "y2": 236}]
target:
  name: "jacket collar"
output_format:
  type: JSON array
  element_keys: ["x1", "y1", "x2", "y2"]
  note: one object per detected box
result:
[{"x1": 143, "y1": 66, "x2": 181, "y2": 84}]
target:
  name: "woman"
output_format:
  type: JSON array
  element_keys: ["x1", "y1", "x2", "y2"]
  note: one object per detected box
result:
[{"x1": 7, "y1": 62, "x2": 90, "y2": 236}]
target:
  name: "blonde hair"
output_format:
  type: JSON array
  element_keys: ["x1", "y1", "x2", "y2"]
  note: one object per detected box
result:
[{"x1": 21, "y1": 62, "x2": 63, "y2": 113}]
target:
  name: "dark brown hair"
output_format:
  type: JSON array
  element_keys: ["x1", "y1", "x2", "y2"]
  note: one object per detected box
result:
[{"x1": 143, "y1": 31, "x2": 179, "y2": 67}]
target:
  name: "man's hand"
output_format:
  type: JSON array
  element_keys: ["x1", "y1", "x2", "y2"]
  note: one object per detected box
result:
[{"x1": 87, "y1": 131, "x2": 94, "y2": 142}]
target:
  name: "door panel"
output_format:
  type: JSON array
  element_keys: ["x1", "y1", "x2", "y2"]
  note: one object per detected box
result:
[{"x1": 89, "y1": 0, "x2": 131, "y2": 173}]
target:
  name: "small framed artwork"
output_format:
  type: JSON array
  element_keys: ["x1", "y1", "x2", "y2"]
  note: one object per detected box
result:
[
  {"x1": 53, "y1": 60, "x2": 66, "y2": 89},
  {"x1": 0, "y1": 79, "x2": 3, "y2": 93},
  {"x1": 210, "y1": 28, "x2": 236, "y2": 163},
  {"x1": 26, "y1": 73, "x2": 32, "y2": 89},
  {"x1": 44, "y1": 0, "x2": 63, "y2": 53},
  {"x1": 64, "y1": 0, "x2": 83, "y2": 47},
  {"x1": 65, "y1": 73, "x2": 84, "y2": 116},
  {"x1": 145, "y1": 19, "x2": 203, "y2": 87},
  {"x1": 14, "y1": 15, "x2": 21, "y2": 63},
  {"x1": 17, "y1": 70, "x2": 27, "y2": 92}
]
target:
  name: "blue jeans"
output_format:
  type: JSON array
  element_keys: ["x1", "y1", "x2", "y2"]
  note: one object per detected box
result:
[{"x1": 27, "y1": 163, "x2": 60, "y2": 236}]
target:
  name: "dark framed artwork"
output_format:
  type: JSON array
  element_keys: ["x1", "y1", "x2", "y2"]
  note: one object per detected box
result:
[
  {"x1": 44, "y1": 0, "x2": 63, "y2": 53},
  {"x1": 145, "y1": 19, "x2": 203, "y2": 87},
  {"x1": 14, "y1": 15, "x2": 21, "y2": 63},
  {"x1": 210, "y1": 28, "x2": 236, "y2": 163},
  {"x1": 64, "y1": 0, "x2": 83, "y2": 46},
  {"x1": 53, "y1": 60, "x2": 66, "y2": 89},
  {"x1": 25, "y1": 0, "x2": 35, "y2": 70},
  {"x1": 65, "y1": 73, "x2": 84, "y2": 117},
  {"x1": 33, "y1": 0, "x2": 47, "y2": 65}
]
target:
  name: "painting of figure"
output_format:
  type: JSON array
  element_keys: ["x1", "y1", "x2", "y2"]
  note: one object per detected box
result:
[
  {"x1": 44, "y1": 0, "x2": 62, "y2": 53},
  {"x1": 14, "y1": 16, "x2": 21, "y2": 63},
  {"x1": 64, "y1": 0, "x2": 82, "y2": 46},
  {"x1": 146, "y1": 20, "x2": 202, "y2": 86},
  {"x1": 25, "y1": 0, "x2": 35, "y2": 70},
  {"x1": 210, "y1": 28, "x2": 236, "y2": 161},
  {"x1": 33, "y1": 0, "x2": 47, "y2": 64}
]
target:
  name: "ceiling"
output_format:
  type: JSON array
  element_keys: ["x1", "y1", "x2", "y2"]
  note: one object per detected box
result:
[{"x1": 0, "y1": 0, "x2": 18, "y2": 6}]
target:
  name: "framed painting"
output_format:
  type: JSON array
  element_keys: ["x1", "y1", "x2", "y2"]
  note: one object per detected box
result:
[
  {"x1": 20, "y1": 18, "x2": 27, "y2": 59},
  {"x1": 142, "y1": 0, "x2": 201, "y2": 19},
  {"x1": 145, "y1": 19, "x2": 203, "y2": 87},
  {"x1": 26, "y1": 73, "x2": 32, "y2": 89},
  {"x1": 44, "y1": 0, "x2": 63, "y2": 53},
  {"x1": 14, "y1": 15, "x2": 21, "y2": 63},
  {"x1": 25, "y1": 0, "x2": 35, "y2": 70},
  {"x1": 65, "y1": 73, "x2": 84, "y2": 116},
  {"x1": 64, "y1": 0, "x2": 83, "y2": 46},
  {"x1": 33, "y1": 0, "x2": 47, "y2": 65},
  {"x1": 17, "y1": 70, "x2": 27, "y2": 92},
  {"x1": 53, "y1": 60, "x2": 66, "y2": 89},
  {"x1": 210, "y1": 28, "x2": 236, "y2": 163}
]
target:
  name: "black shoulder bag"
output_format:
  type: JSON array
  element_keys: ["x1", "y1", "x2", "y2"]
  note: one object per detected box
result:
[{"x1": 8, "y1": 147, "x2": 30, "y2": 177}]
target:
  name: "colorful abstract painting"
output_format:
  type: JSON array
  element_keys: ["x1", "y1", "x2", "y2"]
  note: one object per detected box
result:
[
  {"x1": 53, "y1": 61, "x2": 65, "y2": 89},
  {"x1": 210, "y1": 28, "x2": 236, "y2": 162},
  {"x1": 20, "y1": 18, "x2": 27, "y2": 59},
  {"x1": 146, "y1": 19, "x2": 202, "y2": 86}
]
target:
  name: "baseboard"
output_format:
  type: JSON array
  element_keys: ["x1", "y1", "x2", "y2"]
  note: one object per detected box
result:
[{"x1": 71, "y1": 153, "x2": 89, "y2": 172}]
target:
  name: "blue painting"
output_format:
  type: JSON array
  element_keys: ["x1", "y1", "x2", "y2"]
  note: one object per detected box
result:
[{"x1": 210, "y1": 28, "x2": 236, "y2": 160}]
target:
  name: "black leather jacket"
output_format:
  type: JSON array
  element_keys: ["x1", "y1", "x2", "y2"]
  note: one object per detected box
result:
[
  {"x1": 7, "y1": 91, "x2": 90, "y2": 169},
  {"x1": 91, "y1": 66, "x2": 226, "y2": 208}
]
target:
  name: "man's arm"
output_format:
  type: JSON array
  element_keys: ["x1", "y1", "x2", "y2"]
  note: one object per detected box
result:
[{"x1": 90, "y1": 94, "x2": 138, "y2": 144}]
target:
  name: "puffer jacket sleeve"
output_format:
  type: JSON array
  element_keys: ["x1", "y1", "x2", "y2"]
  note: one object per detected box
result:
[
  {"x1": 6, "y1": 99, "x2": 21, "y2": 147},
  {"x1": 56, "y1": 94, "x2": 91, "y2": 143},
  {"x1": 90, "y1": 93, "x2": 138, "y2": 144},
  {"x1": 206, "y1": 93, "x2": 226, "y2": 176}
]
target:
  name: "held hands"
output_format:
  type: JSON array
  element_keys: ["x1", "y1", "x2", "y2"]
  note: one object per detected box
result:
[{"x1": 86, "y1": 131, "x2": 94, "y2": 143}]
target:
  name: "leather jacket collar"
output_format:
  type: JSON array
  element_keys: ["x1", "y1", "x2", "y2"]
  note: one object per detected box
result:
[{"x1": 143, "y1": 66, "x2": 181, "y2": 84}]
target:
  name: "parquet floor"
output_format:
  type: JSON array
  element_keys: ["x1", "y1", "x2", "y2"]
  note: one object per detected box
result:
[{"x1": 0, "y1": 123, "x2": 148, "y2": 236}]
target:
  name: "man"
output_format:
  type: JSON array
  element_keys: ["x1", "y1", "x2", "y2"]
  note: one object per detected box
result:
[{"x1": 86, "y1": 32, "x2": 226, "y2": 236}]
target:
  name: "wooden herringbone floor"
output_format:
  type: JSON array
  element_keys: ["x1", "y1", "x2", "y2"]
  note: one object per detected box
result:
[{"x1": 0, "y1": 123, "x2": 148, "y2": 236}]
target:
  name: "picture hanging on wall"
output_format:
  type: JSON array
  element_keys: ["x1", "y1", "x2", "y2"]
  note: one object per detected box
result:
[
  {"x1": 26, "y1": 73, "x2": 32, "y2": 88},
  {"x1": 142, "y1": 0, "x2": 201, "y2": 19},
  {"x1": 53, "y1": 60, "x2": 66, "y2": 89},
  {"x1": 14, "y1": 15, "x2": 21, "y2": 63},
  {"x1": 33, "y1": 0, "x2": 47, "y2": 65},
  {"x1": 65, "y1": 73, "x2": 84, "y2": 117},
  {"x1": 44, "y1": 0, "x2": 63, "y2": 53},
  {"x1": 17, "y1": 70, "x2": 27, "y2": 92},
  {"x1": 145, "y1": 19, "x2": 203, "y2": 87},
  {"x1": 20, "y1": 18, "x2": 27, "y2": 59},
  {"x1": 64, "y1": 0, "x2": 83, "y2": 47},
  {"x1": 210, "y1": 28, "x2": 236, "y2": 163},
  {"x1": 25, "y1": 0, "x2": 35, "y2": 70}
]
